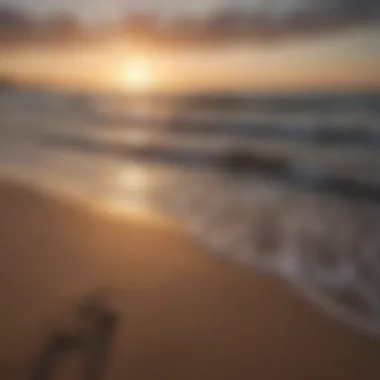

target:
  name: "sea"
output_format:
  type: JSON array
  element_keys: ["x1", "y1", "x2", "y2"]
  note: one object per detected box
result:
[{"x1": 0, "y1": 86, "x2": 379, "y2": 336}]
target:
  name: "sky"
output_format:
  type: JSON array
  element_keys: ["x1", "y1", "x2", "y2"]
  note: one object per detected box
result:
[
  {"x1": 1, "y1": 0, "x2": 379, "y2": 21},
  {"x1": 0, "y1": 0, "x2": 379, "y2": 91},
  {"x1": 1, "y1": 24, "x2": 378, "y2": 92},
  {"x1": 1, "y1": 0, "x2": 224, "y2": 20}
]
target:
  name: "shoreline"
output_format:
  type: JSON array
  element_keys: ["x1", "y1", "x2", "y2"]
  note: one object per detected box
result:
[{"x1": 0, "y1": 171, "x2": 379, "y2": 379}]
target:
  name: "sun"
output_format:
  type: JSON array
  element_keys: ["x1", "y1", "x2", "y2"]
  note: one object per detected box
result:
[{"x1": 122, "y1": 60, "x2": 153, "y2": 91}]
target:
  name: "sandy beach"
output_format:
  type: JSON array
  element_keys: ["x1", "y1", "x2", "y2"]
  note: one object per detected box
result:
[{"x1": 0, "y1": 178, "x2": 379, "y2": 380}]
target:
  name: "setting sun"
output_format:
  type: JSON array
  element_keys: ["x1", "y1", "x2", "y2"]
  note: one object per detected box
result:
[{"x1": 122, "y1": 60, "x2": 154, "y2": 91}]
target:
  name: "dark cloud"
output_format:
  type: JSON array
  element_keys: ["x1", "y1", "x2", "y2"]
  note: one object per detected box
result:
[
  {"x1": 0, "y1": 0, "x2": 379, "y2": 47},
  {"x1": 324, "y1": 0, "x2": 380, "y2": 17}
]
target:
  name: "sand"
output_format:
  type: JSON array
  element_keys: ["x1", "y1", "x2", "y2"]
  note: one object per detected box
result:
[{"x1": 0, "y1": 178, "x2": 379, "y2": 380}]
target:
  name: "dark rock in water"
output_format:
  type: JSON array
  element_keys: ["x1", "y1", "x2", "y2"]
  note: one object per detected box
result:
[
  {"x1": 326, "y1": 177, "x2": 380, "y2": 202},
  {"x1": 222, "y1": 149, "x2": 289, "y2": 176}
]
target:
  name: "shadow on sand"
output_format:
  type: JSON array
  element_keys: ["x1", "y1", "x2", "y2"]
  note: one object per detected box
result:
[{"x1": 30, "y1": 291, "x2": 120, "y2": 380}]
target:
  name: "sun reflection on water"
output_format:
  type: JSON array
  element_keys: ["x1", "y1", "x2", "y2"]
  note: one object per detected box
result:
[{"x1": 109, "y1": 163, "x2": 152, "y2": 215}]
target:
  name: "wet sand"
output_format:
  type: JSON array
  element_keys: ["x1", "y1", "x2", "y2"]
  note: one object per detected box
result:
[{"x1": 0, "y1": 179, "x2": 379, "y2": 380}]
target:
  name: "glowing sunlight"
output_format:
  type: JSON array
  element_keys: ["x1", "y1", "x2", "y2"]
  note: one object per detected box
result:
[{"x1": 122, "y1": 59, "x2": 154, "y2": 91}]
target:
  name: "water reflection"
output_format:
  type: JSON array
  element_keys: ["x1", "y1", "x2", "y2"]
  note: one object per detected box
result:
[
  {"x1": 106, "y1": 162, "x2": 163, "y2": 216},
  {"x1": 116, "y1": 163, "x2": 150, "y2": 204}
]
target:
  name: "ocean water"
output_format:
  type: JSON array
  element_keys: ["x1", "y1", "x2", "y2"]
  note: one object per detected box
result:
[{"x1": 0, "y1": 87, "x2": 379, "y2": 336}]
